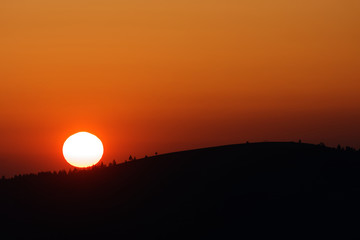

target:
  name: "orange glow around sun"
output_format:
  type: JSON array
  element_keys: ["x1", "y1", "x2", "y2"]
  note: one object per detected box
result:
[
  {"x1": 0, "y1": 0, "x2": 360, "y2": 177},
  {"x1": 63, "y1": 132, "x2": 104, "y2": 168}
]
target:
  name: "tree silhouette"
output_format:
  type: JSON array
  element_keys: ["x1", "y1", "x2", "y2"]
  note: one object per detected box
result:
[
  {"x1": 58, "y1": 170, "x2": 67, "y2": 176},
  {"x1": 346, "y1": 146, "x2": 355, "y2": 152}
]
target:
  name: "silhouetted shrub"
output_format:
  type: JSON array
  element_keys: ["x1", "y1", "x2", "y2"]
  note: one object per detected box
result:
[{"x1": 346, "y1": 146, "x2": 356, "y2": 152}]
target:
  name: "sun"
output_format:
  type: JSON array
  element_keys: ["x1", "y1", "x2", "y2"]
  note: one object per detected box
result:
[{"x1": 63, "y1": 132, "x2": 104, "y2": 168}]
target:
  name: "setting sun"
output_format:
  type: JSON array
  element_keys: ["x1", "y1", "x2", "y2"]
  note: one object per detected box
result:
[
  {"x1": 63, "y1": 132, "x2": 104, "y2": 168},
  {"x1": 1, "y1": 0, "x2": 360, "y2": 238}
]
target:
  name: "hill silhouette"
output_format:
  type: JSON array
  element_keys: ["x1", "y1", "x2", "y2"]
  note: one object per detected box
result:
[{"x1": 1, "y1": 142, "x2": 360, "y2": 239}]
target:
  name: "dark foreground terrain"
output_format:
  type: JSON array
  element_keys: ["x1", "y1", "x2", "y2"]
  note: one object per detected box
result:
[{"x1": 1, "y1": 142, "x2": 360, "y2": 239}]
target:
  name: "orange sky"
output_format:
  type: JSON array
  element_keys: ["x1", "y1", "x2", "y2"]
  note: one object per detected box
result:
[{"x1": 1, "y1": 0, "x2": 360, "y2": 177}]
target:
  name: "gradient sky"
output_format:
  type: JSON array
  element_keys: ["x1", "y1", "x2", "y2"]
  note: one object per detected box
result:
[{"x1": 1, "y1": 0, "x2": 359, "y2": 177}]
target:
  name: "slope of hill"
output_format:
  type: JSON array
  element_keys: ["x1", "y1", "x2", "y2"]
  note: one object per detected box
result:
[{"x1": 1, "y1": 142, "x2": 360, "y2": 239}]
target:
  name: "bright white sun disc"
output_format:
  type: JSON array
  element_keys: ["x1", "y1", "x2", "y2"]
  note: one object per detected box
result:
[{"x1": 63, "y1": 132, "x2": 104, "y2": 168}]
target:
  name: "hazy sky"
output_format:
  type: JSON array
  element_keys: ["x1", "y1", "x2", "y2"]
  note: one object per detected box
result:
[{"x1": 1, "y1": 0, "x2": 359, "y2": 176}]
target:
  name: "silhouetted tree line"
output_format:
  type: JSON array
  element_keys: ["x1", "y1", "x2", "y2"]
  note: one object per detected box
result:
[
  {"x1": 0, "y1": 143, "x2": 359, "y2": 183},
  {"x1": 0, "y1": 152, "x2": 158, "y2": 181}
]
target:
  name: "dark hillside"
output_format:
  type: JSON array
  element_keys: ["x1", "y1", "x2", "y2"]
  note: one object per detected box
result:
[{"x1": 1, "y1": 142, "x2": 360, "y2": 239}]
